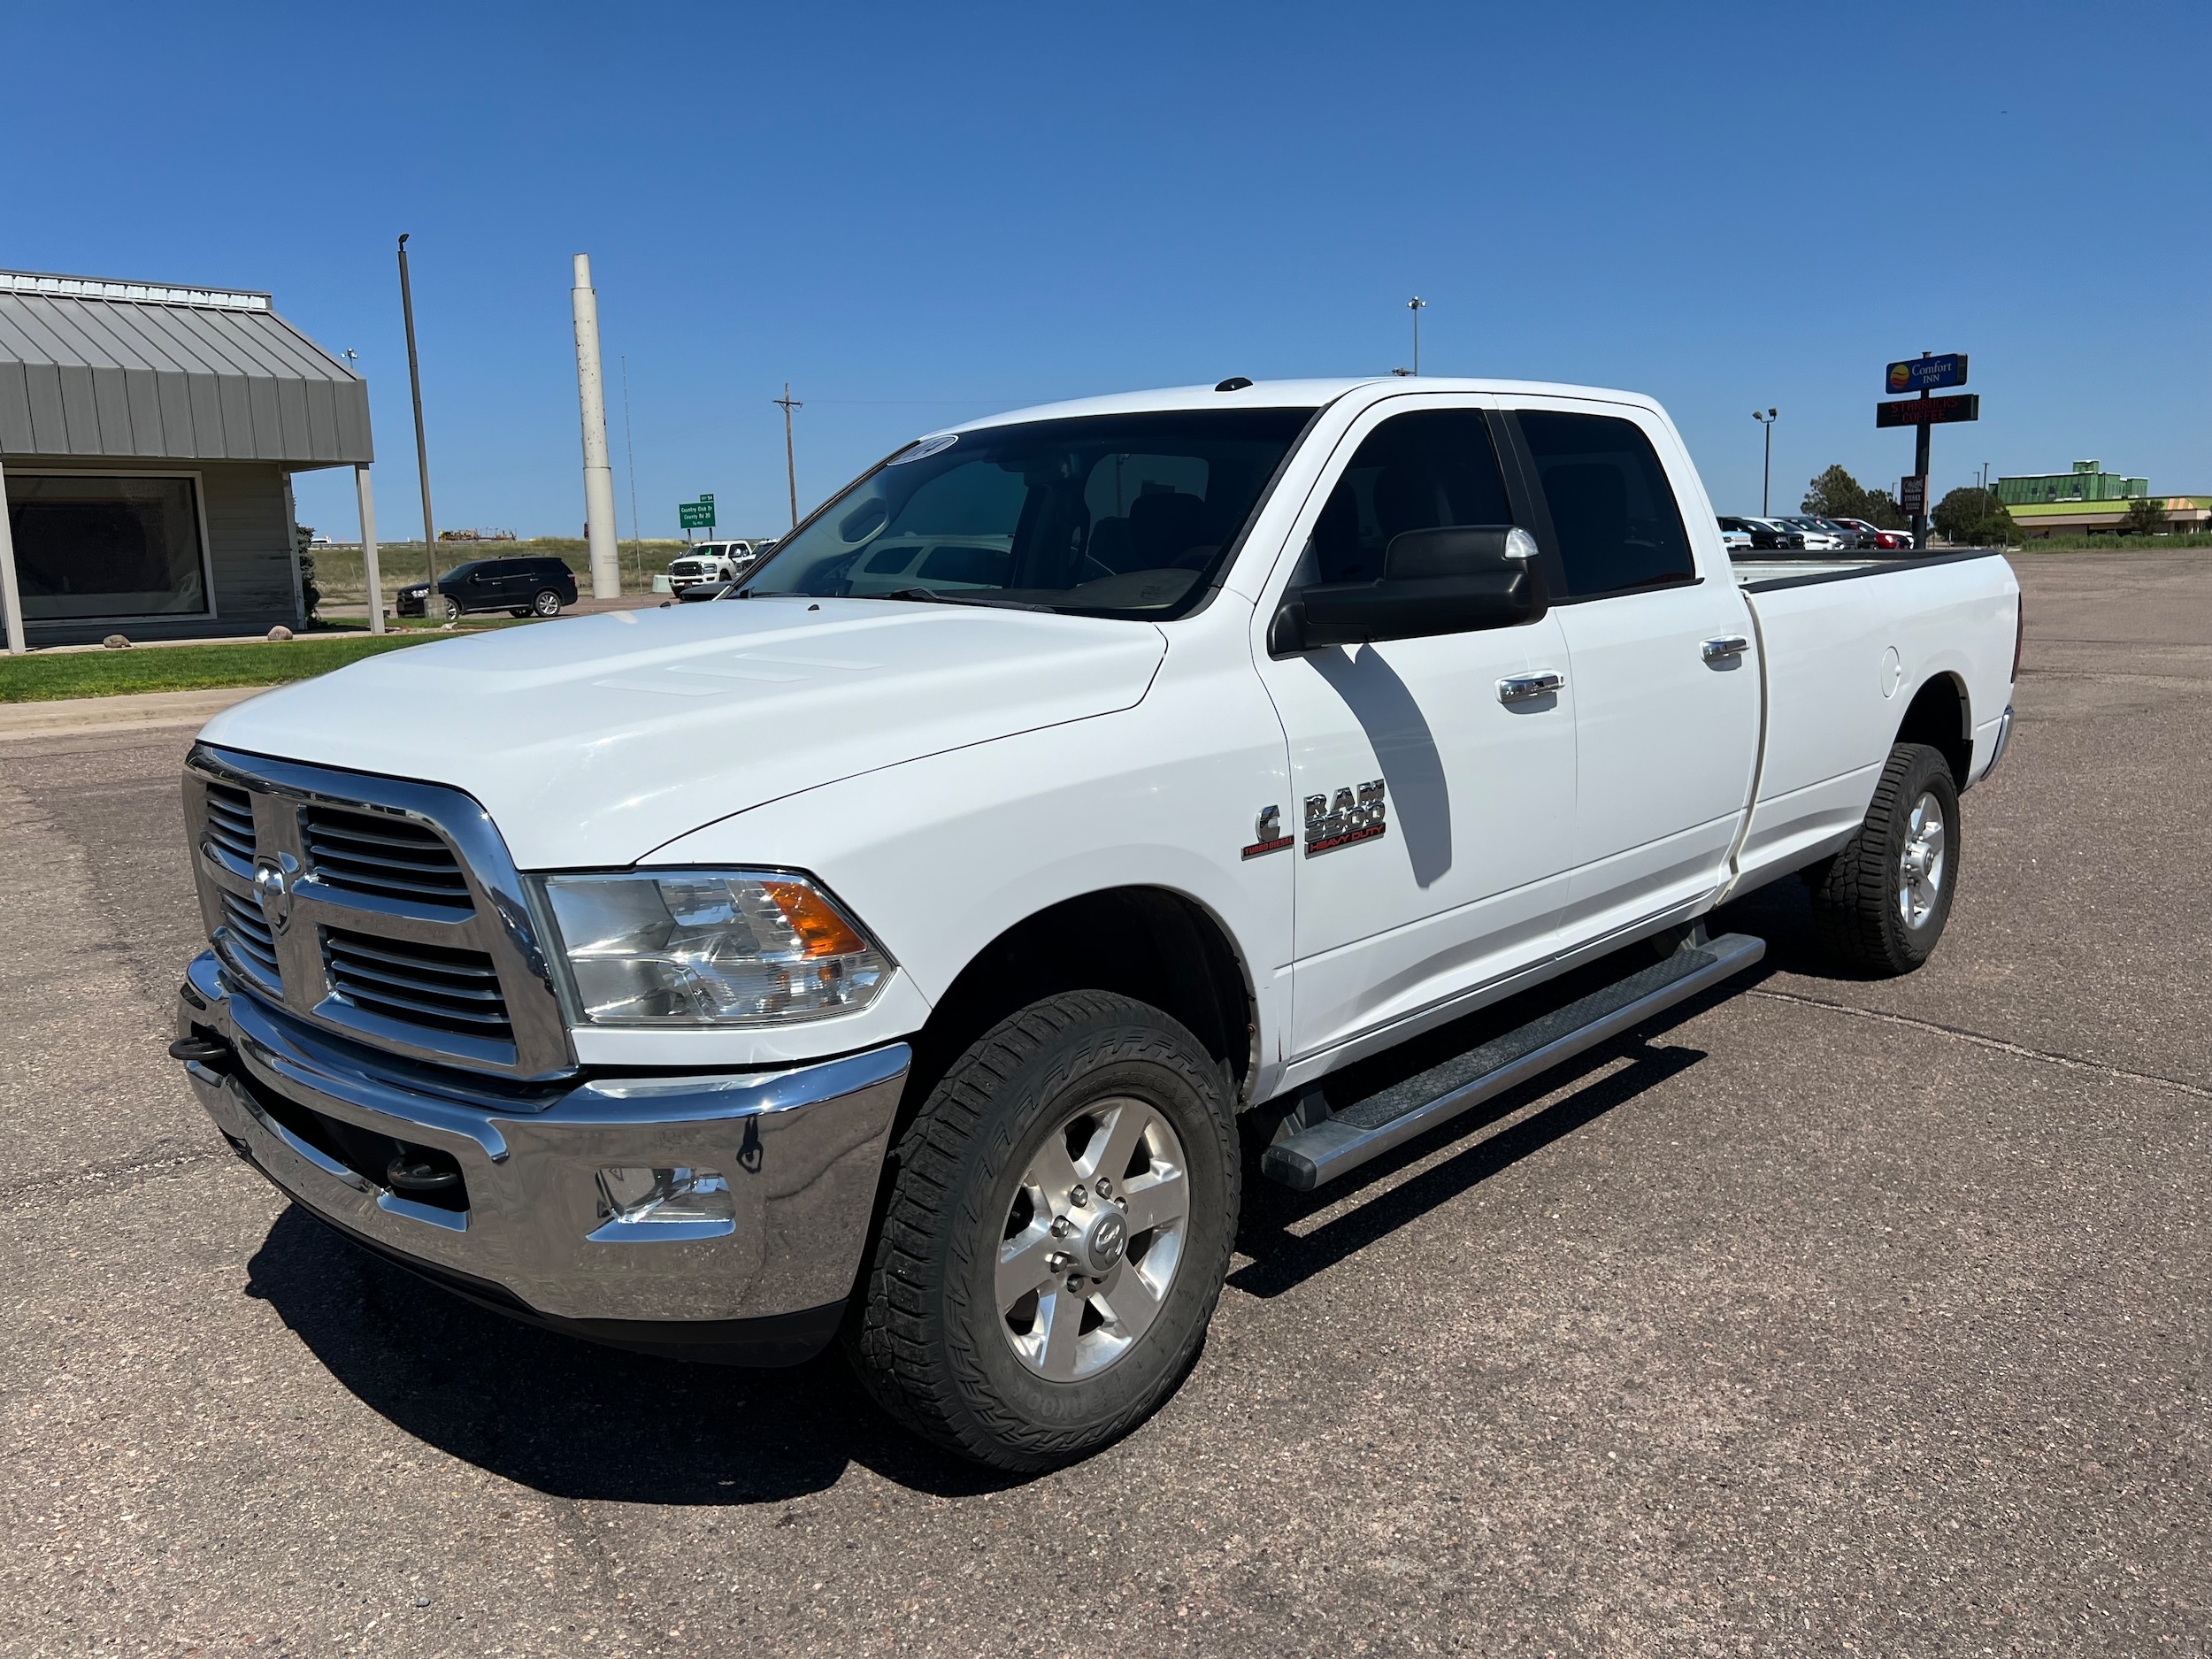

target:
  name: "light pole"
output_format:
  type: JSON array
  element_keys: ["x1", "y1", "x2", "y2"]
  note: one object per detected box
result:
[
  {"x1": 1753, "y1": 408, "x2": 1778, "y2": 515},
  {"x1": 396, "y1": 234, "x2": 440, "y2": 617},
  {"x1": 1407, "y1": 296, "x2": 1427, "y2": 375}
]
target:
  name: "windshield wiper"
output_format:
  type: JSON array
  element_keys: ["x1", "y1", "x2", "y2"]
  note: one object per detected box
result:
[{"x1": 878, "y1": 588, "x2": 1057, "y2": 613}]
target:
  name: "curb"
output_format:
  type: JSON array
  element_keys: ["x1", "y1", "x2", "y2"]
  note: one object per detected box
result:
[{"x1": 0, "y1": 685, "x2": 273, "y2": 741}]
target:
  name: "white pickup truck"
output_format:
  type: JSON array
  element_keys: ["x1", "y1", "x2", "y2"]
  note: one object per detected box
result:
[{"x1": 173, "y1": 377, "x2": 2019, "y2": 1471}]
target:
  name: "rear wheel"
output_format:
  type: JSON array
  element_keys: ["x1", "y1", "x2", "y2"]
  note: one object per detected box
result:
[
  {"x1": 845, "y1": 991, "x2": 1238, "y2": 1471},
  {"x1": 1807, "y1": 741, "x2": 1960, "y2": 975},
  {"x1": 532, "y1": 588, "x2": 563, "y2": 617}
]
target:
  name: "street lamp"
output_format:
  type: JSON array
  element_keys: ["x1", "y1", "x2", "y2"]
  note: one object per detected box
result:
[
  {"x1": 1752, "y1": 408, "x2": 1778, "y2": 516},
  {"x1": 396, "y1": 234, "x2": 441, "y2": 618},
  {"x1": 1407, "y1": 296, "x2": 1427, "y2": 375}
]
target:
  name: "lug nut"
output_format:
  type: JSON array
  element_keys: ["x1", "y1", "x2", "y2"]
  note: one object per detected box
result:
[
  {"x1": 1046, "y1": 1250, "x2": 1073, "y2": 1272},
  {"x1": 1065, "y1": 1274, "x2": 1085, "y2": 1294},
  {"x1": 1114, "y1": 1196, "x2": 1127, "y2": 1210},
  {"x1": 1094, "y1": 1176, "x2": 1113, "y2": 1198},
  {"x1": 1049, "y1": 1216, "x2": 1073, "y2": 1238},
  {"x1": 1069, "y1": 1183, "x2": 1089, "y2": 1207}
]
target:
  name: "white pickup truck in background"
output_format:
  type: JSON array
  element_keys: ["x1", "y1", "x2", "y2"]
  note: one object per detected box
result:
[{"x1": 173, "y1": 377, "x2": 2019, "y2": 1471}]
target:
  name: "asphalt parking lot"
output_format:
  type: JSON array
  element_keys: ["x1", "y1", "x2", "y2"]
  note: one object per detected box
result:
[{"x1": 3, "y1": 550, "x2": 2207, "y2": 1657}]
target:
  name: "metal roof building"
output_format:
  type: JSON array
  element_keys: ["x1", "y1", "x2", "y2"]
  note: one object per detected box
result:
[{"x1": 0, "y1": 268, "x2": 373, "y2": 650}]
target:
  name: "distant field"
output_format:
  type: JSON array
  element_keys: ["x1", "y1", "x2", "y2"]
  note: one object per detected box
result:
[
  {"x1": 0, "y1": 633, "x2": 463, "y2": 703},
  {"x1": 306, "y1": 537, "x2": 742, "y2": 602}
]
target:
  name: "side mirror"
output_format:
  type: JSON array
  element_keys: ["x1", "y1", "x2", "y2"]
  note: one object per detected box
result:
[{"x1": 1270, "y1": 526, "x2": 1547, "y2": 652}]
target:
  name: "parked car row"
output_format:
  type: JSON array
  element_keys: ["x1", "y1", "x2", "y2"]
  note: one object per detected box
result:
[{"x1": 1717, "y1": 515, "x2": 1915, "y2": 555}]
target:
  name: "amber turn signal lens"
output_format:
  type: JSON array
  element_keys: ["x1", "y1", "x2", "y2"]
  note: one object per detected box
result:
[{"x1": 762, "y1": 879, "x2": 871, "y2": 958}]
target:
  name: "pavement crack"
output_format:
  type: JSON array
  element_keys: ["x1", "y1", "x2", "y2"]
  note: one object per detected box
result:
[
  {"x1": 0, "y1": 1145, "x2": 228, "y2": 1209},
  {"x1": 1746, "y1": 987, "x2": 2212, "y2": 1100}
]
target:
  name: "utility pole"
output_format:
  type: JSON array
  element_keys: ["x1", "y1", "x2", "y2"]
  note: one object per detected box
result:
[
  {"x1": 621, "y1": 355, "x2": 643, "y2": 588},
  {"x1": 1408, "y1": 296, "x2": 1427, "y2": 375},
  {"x1": 775, "y1": 382, "x2": 803, "y2": 528},
  {"x1": 570, "y1": 254, "x2": 621, "y2": 598},
  {"x1": 396, "y1": 234, "x2": 441, "y2": 615},
  {"x1": 1753, "y1": 408, "x2": 1778, "y2": 515}
]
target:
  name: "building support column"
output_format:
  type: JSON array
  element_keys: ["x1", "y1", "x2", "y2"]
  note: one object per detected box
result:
[
  {"x1": 356, "y1": 465, "x2": 385, "y2": 636},
  {"x1": 570, "y1": 253, "x2": 622, "y2": 598},
  {"x1": 282, "y1": 472, "x2": 305, "y2": 626},
  {"x1": 0, "y1": 458, "x2": 25, "y2": 655}
]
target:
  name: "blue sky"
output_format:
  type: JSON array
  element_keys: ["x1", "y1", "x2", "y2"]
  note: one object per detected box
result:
[{"x1": 7, "y1": 1, "x2": 2207, "y2": 538}]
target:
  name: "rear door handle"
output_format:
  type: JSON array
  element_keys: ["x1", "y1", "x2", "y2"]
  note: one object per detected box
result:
[
  {"x1": 1701, "y1": 635, "x2": 1751, "y2": 663},
  {"x1": 1497, "y1": 671, "x2": 1564, "y2": 704}
]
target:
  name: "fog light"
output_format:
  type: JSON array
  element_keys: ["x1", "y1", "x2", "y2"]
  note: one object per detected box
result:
[{"x1": 588, "y1": 1166, "x2": 734, "y2": 1242}]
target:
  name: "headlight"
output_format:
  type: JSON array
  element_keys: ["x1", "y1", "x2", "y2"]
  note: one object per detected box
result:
[{"x1": 539, "y1": 871, "x2": 893, "y2": 1026}]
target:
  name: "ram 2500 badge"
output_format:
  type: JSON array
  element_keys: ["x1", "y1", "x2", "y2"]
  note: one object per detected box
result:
[{"x1": 173, "y1": 377, "x2": 2020, "y2": 1470}]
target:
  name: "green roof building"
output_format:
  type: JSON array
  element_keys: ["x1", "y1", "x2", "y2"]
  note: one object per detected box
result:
[{"x1": 1994, "y1": 460, "x2": 2147, "y2": 506}]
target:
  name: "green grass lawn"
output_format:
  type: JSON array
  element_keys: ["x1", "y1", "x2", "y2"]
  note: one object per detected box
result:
[{"x1": 0, "y1": 632, "x2": 460, "y2": 703}]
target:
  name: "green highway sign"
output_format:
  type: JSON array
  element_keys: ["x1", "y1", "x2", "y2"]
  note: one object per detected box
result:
[{"x1": 678, "y1": 498, "x2": 716, "y2": 529}]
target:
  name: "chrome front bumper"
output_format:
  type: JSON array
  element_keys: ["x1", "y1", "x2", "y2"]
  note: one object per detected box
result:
[{"x1": 177, "y1": 951, "x2": 907, "y2": 1362}]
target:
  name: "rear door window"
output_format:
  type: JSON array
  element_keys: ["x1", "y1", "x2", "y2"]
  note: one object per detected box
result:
[{"x1": 1515, "y1": 411, "x2": 1694, "y2": 600}]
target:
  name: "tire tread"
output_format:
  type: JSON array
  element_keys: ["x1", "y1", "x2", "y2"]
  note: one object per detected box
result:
[{"x1": 845, "y1": 990, "x2": 1236, "y2": 1471}]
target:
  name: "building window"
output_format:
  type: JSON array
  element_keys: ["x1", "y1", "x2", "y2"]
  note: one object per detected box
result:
[{"x1": 4, "y1": 473, "x2": 211, "y2": 621}]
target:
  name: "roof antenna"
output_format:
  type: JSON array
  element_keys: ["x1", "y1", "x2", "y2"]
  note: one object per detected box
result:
[{"x1": 1215, "y1": 376, "x2": 1254, "y2": 393}]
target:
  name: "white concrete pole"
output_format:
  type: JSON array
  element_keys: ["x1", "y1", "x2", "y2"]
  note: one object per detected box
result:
[
  {"x1": 0, "y1": 457, "x2": 25, "y2": 655},
  {"x1": 356, "y1": 465, "x2": 386, "y2": 635},
  {"x1": 571, "y1": 254, "x2": 622, "y2": 599}
]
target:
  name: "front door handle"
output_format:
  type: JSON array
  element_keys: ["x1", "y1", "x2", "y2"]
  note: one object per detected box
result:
[
  {"x1": 1497, "y1": 671, "x2": 1564, "y2": 704},
  {"x1": 1701, "y1": 635, "x2": 1751, "y2": 663}
]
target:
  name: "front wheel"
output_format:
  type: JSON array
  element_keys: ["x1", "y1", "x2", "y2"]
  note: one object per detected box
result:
[
  {"x1": 845, "y1": 992, "x2": 1239, "y2": 1471},
  {"x1": 532, "y1": 588, "x2": 563, "y2": 618},
  {"x1": 1806, "y1": 741, "x2": 1960, "y2": 975},
  {"x1": 438, "y1": 594, "x2": 462, "y2": 620}
]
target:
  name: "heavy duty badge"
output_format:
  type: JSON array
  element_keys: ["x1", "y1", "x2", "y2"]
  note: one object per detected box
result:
[
  {"x1": 1304, "y1": 780, "x2": 1386, "y2": 856},
  {"x1": 1240, "y1": 804, "x2": 1294, "y2": 859}
]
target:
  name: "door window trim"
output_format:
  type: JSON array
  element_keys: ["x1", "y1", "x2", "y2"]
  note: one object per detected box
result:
[{"x1": 1251, "y1": 390, "x2": 1535, "y2": 657}]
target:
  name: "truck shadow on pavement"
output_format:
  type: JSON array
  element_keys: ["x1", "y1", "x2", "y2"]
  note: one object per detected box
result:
[
  {"x1": 243, "y1": 1211, "x2": 1021, "y2": 1506},
  {"x1": 239, "y1": 879, "x2": 1847, "y2": 1506},
  {"x1": 1230, "y1": 1038, "x2": 1709, "y2": 1300}
]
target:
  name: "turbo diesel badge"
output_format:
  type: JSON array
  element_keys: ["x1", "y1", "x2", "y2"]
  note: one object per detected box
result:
[{"x1": 1304, "y1": 780, "x2": 1386, "y2": 856}]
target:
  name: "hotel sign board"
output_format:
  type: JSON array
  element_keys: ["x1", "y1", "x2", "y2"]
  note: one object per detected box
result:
[{"x1": 1887, "y1": 353, "x2": 1968, "y2": 393}]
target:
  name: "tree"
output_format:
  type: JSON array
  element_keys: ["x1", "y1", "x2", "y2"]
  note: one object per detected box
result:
[
  {"x1": 1861, "y1": 488, "x2": 1908, "y2": 531},
  {"x1": 1932, "y1": 488, "x2": 2016, "y2": 547},
  {"x1": 1803, "y1": 465, "x2": 1871, "y2": 520},
  {"x1": 2122, "y1": 495, "x2": 2168, "y2": 536},
  {"x1": 294, "y1": 522, "x2": 322, "y2": 617}
]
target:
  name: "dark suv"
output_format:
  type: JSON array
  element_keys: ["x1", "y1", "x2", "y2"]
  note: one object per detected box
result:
[{"x1": 396, "y1": 557, "x2": 579, "y2": 619}]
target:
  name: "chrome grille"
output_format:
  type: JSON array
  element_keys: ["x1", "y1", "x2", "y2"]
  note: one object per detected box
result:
[
  {"x1": 303, "y1": 804, "x2": 472, "y2": 908},
  {"x1": 185, "y1": 743, "x2": 573, "y2": 1079},
  {"x1": 324, "y1": 927, "x2": 514, "y2": 1041},
  {"x1": 204, "y1": 781, "x2": 257, "y2": 864},
  {"x1": 218, "y1": 888, "x2": 281, "y2": 984}
]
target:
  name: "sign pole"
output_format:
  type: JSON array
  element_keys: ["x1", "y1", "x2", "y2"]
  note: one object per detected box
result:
[{"x1": 1913, "y1": 357, "x2": 1932, "y2": 549}]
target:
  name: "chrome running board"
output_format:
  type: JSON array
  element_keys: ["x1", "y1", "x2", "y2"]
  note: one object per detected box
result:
[{"x1": 1260, "y1": 932, "x2": 1767, "y2": 1192}]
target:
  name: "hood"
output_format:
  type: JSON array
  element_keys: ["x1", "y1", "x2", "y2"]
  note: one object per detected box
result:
[{"x1": 200, "y1": 600, "x2": 1166, "y2": 867}]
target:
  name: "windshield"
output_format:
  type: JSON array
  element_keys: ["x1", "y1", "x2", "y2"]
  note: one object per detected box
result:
[{"x1": 736, "y1": 408, "x2": 1316, "y2": 618}]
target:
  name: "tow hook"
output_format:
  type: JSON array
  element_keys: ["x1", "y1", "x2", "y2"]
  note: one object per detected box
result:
[
  {"x1": 167, "y1": 1036, "x2": 232, "y2": 1068},
  {"x1": 387, "y1": 1153, "x2": 463, "y2": 1194}
]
